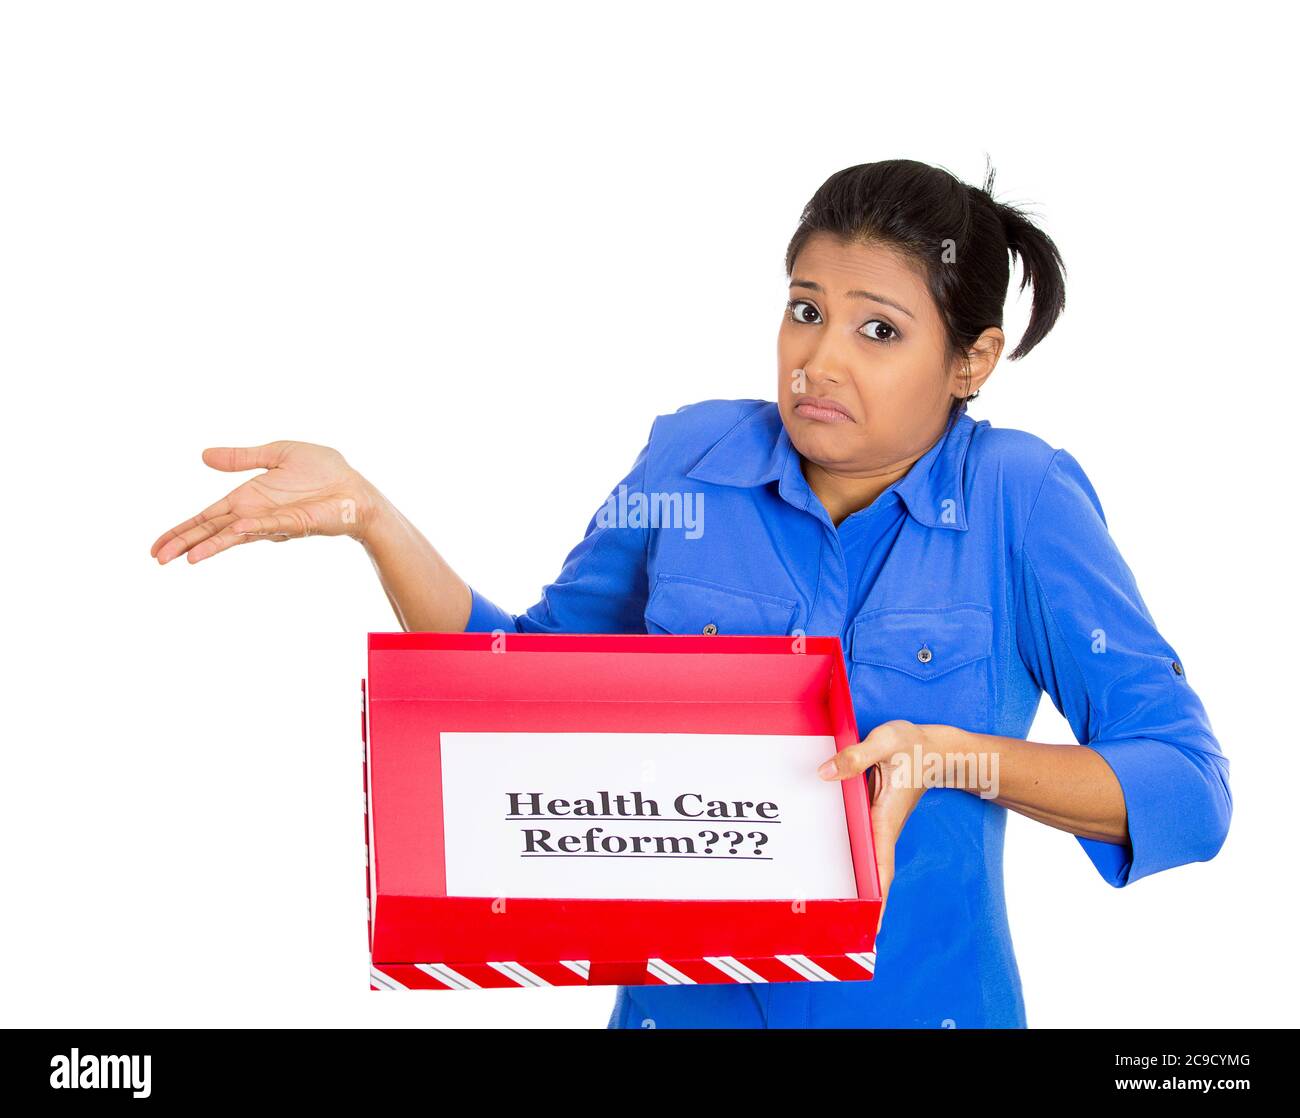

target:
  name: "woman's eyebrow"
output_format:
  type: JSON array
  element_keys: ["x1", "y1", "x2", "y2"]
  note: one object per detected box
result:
[{"x1": 789, "y1": 278, "x2": 915, "y2": 319}]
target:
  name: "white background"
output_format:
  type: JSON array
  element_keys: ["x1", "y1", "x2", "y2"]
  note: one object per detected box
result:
[{"x1": 1, "y1": 1, "x2": 1294, "y2": 1028}]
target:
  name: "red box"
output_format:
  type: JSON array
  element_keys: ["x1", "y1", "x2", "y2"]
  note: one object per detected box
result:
[{"x1": 364, "y1": 632, "x2": 881, "y2": 991}]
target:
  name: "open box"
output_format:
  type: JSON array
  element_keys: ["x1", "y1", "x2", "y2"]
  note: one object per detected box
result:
[{"x1": 364, "y1": 632, "x2": 881, "y2": 991}]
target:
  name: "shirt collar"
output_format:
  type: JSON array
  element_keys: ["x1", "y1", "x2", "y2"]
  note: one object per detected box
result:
[{"x1": 685, "y1": 400, "x2": 975, "y2": 531}]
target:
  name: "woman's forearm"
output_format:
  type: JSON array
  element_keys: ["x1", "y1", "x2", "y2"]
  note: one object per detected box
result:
[
  {"x1": 924, "y1": 725, "x2": 1129, "y2": 845},
  {"x1": 357, "y1": 488, "x2": 473, "y2": 633}
]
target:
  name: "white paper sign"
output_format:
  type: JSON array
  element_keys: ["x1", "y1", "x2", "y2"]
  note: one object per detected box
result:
[{"x1": 438, "y1": 731, "x2": 857, "y2": 900}]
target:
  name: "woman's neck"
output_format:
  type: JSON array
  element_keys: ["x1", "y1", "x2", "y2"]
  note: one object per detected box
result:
[
  {"x1": 801, "y1": 456, "x2": 918, "y2": 526},
  {"x1": 798, "y1": 407, "x2": 958, "y2": 527}
]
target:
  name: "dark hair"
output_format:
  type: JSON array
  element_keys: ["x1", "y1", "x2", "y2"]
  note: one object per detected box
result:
[{"x1": 784, "y1": 158, "x2": 1066, "y2": 416}]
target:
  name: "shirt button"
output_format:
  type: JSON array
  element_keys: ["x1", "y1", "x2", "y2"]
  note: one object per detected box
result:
[
  {"x1": 917, "y1": 646, "x2": 933, "y2": 664},
  {"x1": 1171, "y1": 659, "x2": 1183, "y2": 675},
  {"x1": 702, "y1": 623, "x2": 718, "y2": 635}
]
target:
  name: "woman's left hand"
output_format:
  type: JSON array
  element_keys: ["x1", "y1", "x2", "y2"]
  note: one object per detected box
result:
[{"x1": 817, "y1": 720, "x2": 949, "y2": 935}]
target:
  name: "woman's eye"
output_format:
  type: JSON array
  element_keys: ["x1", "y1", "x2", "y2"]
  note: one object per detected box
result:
[
  {"x1": 861, "y1": 319, "x2": 899, "y2": 342},
  {"x1": 786, "y1": 299, "x2": 821, "y2": 325},
  {"x1": 787, "y1": 300, "x2": 898, "y2": 343}
]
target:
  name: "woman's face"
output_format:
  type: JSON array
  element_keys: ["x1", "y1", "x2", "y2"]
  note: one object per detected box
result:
[{"x1": 777, "y1": 231, "x2": 991, "y2": 478}]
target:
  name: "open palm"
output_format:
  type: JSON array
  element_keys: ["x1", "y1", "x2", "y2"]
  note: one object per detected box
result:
[{"x1": 151, "y1": 441, "x2": 370, "y2": 564}]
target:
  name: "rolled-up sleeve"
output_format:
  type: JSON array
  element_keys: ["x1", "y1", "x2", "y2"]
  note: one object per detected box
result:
[
  {"x1": 463, "y1": 419, "x2": 656, "y2": 636},
  {"x1": 1013, "y1": 449, "x2": 1232, "y2": 887}
]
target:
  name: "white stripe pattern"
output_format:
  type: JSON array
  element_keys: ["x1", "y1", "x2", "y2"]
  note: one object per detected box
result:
[
  {"x1": 704, "y1": 956, "x2": 768, "y2": 983},
  {"x1": 775, "y1": 954, "x2": 839, "y2": 981},
  {"x1": 370, "y1": 966, "x2": 405, "y2": 990},
  {"x1": 487, "y1": 961, "x2": 550, "y2": 987},
  {"x1": 376, "y1": 954, "x2": 873, "y2": 989},
  {"x1": 646, "y1": 958, "x2": 697, "y2": 985},
  {"x1": 414, "y1": 962, "x2": 480, "y2": 990},
  {"x1": 846, "y1": 952, "x2": 876, "y2": 974}
]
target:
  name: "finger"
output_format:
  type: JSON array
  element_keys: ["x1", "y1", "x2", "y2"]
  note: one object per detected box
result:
[
  {"x1": 818, "y1": 739, "x2": 887, "y2": 781},
  {"x1": 201, "y1": 442, "x2": 291, "y2": 474},
  {"x1": 187, "y1": 512, "x2": 305, "y2": 564},
  {"x1": 153, "y1": 509, "x2": 237, "y2": 564},
  {"x1": 150, "y1": 496, "x2": 235, "y2": 559},
  {"x1": 157, "y1": 514, "x2": 240, "y2": 564}
]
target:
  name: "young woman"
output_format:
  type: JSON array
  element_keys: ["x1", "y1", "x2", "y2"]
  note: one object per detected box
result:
[{"x1": 151, "y1": 159, "x2": 1232, "y2": 1029}]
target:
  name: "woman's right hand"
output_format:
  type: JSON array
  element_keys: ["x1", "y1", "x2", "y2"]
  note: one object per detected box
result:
[{"x1": 151, "y1": 441, "x2": 380, "y2": 565}]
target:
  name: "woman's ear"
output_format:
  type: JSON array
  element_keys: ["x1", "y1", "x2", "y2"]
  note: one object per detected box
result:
[{"x1": 951, "y1": 327, "x2": 1005, "y2": 398}]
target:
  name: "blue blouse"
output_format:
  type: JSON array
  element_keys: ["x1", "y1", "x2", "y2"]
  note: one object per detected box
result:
[{"x1": 464, "y1": 398, "x2": 1232, "y2": 1028}]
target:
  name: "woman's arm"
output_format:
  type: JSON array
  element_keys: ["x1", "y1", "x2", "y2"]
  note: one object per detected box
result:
[
  {"x1": 152, "y1": 425, "x2": 661, "y2": 637},
  {"x1": 818, "y1": 718, "x2": 1132, "y2": 923},
  {"x1": 357, "y1": 495, "x2": 472, "y2": 633},
  {"x1": 920, "y1": 725, "x2": 1129, "y2": 844},
  {"x1": 929, "y1": 727, "x2": 1129, "y2": 842},
  {"x1": 1008, "y1": 448, "x2": 1232, "y2": 886}
]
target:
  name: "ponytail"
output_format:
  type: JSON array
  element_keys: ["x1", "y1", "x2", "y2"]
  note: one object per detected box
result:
[{"x1": 969, "y1": 167, "x2": 1067, "y2": 360}]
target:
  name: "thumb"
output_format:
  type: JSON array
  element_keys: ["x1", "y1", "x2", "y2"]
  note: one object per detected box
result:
[{"x1": 202, "y1": 442, "x2": 290, "y2": 473}]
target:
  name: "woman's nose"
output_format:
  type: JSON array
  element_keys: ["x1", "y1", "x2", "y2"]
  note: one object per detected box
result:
[
  {"x1": 801, "y1": 331, "x2": 852, "y2": 386},
  {"x1": 803, "y1": 363, "x2": 842, "y2": 387}
]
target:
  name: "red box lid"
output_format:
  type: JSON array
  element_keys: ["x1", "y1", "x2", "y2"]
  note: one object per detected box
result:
[{"x1": 364, "y1": 632, "x2": 881, "y2": 991}]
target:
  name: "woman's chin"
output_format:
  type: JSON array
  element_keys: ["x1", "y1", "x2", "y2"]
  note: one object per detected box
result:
[{"x1": 788, "y1": 431, "x2": 869, "y2": 473}]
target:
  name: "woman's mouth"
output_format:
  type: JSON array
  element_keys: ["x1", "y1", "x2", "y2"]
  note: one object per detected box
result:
[{"x1": 793, "y1": 395, "x2": 855, "y2": 423}]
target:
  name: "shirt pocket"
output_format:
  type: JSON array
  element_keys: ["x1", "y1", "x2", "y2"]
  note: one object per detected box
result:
[
  {"x1": 849, "y1": 604, "x2": 995, "y2": 731},
  {"x1": 643, "y1": 573, "x2": 799, "y2": 636}
]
